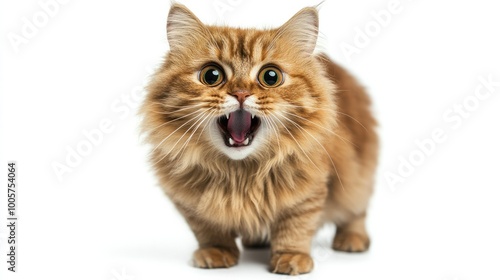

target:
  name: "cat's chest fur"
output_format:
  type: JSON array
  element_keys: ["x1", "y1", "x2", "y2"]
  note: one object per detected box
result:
[{"x1": 161, "y1": 156, "x2": 328, "y2": 233}]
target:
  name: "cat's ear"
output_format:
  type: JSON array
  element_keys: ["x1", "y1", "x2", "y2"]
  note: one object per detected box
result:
[
  {"x1": 166, "y1": 3, "x2": 207, "y2": 50},
  {"x1": 276, "y1": 7, "x2": 319, "y2": 54}
]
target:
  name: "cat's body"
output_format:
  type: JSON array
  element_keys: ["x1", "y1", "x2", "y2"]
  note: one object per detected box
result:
[{"x1": 141, "y1": 4, "x2": 378, "y2": 275}]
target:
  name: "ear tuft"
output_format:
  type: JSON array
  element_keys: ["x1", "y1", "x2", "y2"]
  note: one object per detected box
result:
[
  {"x1": 276, "y1": 7, "x2": 319, "y2": 54},
  {"x1": 166, "y1": 3, "x2": 206, "y2": 50}
]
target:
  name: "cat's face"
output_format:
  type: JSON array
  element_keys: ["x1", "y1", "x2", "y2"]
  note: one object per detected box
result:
[{"x1": 143, "y1": 5, "x2": 336, "y2": 162}]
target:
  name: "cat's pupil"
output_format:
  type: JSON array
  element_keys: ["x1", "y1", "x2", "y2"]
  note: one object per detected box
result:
[
  {"x1": 205, "y1": 69, "x2": 220, "y2": 85},
  {"x1": 264, "y1": 70, "x2": 278, "y2": 85}
]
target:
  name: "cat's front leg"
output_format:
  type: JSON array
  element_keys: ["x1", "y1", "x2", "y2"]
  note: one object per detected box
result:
[
  {"x1": 269, "y1": 197, "x2": 324, "y2": 275},
  {"x1": 182, "y1": 213, "x2": 239, "y2": 269}
]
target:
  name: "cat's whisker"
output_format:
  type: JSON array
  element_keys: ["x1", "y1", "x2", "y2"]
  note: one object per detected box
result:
[
  {"x1": 264, "y1": 117, "x2": 280, "y2": 150},
  {"x1": 167, "y1": 111, "x2": 210, "y2": 156},
  {"x1": 281, "y1": 111, "x2": 358, "y2": 148},
  {"x1": 269, "y1": 117, "x2": 284, "y2": 155},
  {"x1": 148, "y1": 107, "x2": 208, "y2": 137},
  {"x1": 151, "y1": 102, "x2": 203, "y2": 109},
  {"x1": 269, "y1": 112, "x2": 323, "y2": 173},
  {"x1": 195, "y1": 112, "x2": 216, "y2": 144},
  {"x1": 281, "y1": 104, "x2": 369, "y2": 132},
  {"x1": 177, "y1": 111, "x2": 216, "y2": 159},
  {"x1": 150, "y1": 109, "x2": 209, "y2": 155},
  {"x1": 175, "y1": 111, "x2": 214, "y2": 159},
  {"x1": 336, "y1": 112, "x2": 369, "y2": 132},
  {"x1": 261, "y1": 116, "x2": 282, "y2": 153},
  {"x1": 276, "y1": 112, "x2": 345, "y2": 192},
  {"x1": 171, "y1": 114, "x2": 207, "y2": 159},
  {"x1": 280, "y1": 103, "x2": 331, "y2": 111},
  {"x1": 153, "y1": 111, "x2": 209, "y2": 165},
  {"x1": 149, "y1": 103, "x2": 204, "y2": 115}
]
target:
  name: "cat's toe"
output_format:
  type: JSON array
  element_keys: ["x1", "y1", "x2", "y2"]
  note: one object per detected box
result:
[
  {"x1": 333, "y1": 231, "x2": 370, "y2": 252},
  {"x1": 270, "y1": 252, "x2": 313, "y2": 275},
  {"x1": 193, "y1": 247, "x2": 239, "y2": 268}
]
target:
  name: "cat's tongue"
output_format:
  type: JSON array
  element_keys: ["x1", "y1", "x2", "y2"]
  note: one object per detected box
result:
[{"x1": 227, "y1": 109, "x2": 252, "y2": 143}]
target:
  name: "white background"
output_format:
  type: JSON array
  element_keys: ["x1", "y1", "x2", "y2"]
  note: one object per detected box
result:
[{"x1": 1, "y1": 0, "x2": 500, "y2": 279}]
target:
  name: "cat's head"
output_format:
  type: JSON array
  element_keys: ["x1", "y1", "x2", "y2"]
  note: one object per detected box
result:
[{"x1": 142, "y1": 4, "x2": 336, "y2": 163}]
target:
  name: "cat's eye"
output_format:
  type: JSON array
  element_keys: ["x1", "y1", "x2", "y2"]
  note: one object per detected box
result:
[
  {"x1": 199, "y1": 65, "x2": 225, "y2": 87},
  {"x1": 258, "y1": 66, "x2": 284, "y2": 88}
]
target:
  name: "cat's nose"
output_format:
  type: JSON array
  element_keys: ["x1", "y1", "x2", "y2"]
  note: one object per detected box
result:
[{"x1": 229, "y1": 90, "x2": 251, "y2": 106}]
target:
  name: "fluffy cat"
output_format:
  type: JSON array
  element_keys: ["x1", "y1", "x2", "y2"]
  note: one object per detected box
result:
[{"x1": 141, "y1": 3, "x2": 378, "y2": 275}]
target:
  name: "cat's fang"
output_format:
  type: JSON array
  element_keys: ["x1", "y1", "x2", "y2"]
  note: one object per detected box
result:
[{"x1": 216, "y1": 111, "x2": 261, "y2": 148}]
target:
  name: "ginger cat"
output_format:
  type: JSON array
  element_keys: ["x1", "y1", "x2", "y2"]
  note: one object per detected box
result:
[{"x1": 141, "y1": 3, "x2": 378, "y2": 275}]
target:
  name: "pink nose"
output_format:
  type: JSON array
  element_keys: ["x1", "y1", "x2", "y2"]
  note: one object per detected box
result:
[{"x1": 230, "y1": 90, "x2": 250, "y2": 106}]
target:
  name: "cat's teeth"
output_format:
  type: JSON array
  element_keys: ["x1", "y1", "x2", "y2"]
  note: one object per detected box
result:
[
  {"x1": 229, "y1": 138, "x2": 235, "y2": 145},
  {"x1": 251, "y1": 114, "x2": 255, "y2": 119},
  {"x1": 243, "y1": 138, "x2": 249, "y2": 145},
  {"x1": 226, "y1": 113, "x2": 230, "y2": 119}
]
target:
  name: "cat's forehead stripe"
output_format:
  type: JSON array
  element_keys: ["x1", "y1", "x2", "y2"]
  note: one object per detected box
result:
[
  {"x1": 237, "y1": 33, "x2": 248, "y2": 59},
  {"x1": 210, "y1": 28, "x2": 269, "y2": 68}
]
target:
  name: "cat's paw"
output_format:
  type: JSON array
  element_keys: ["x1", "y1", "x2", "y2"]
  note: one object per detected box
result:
[
  {"x1": 193, "y1": 247, "x2": 239, "y2": 269},
  {"x1": 270, "y1": 252, "x2": 313, "y2": 275},
  {"x1": 333, "y1": 231, "x2": 370, "y2": 252}
]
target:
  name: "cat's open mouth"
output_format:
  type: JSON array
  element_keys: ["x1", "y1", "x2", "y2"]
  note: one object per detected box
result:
[{"x1": 217, "y1": 109, "x2": 261, "y2": 147}]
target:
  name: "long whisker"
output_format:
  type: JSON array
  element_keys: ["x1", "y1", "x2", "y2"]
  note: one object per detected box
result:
[
  {"x1": 269, "y1": 112, "x2": 322, "y2": 173},
  {"x1": 148, "y1": 108, "x2": 207, "y2": 139},
  {"x1": 276, "y1": 112, "x2": 345, "y2": 191},
  {"x1": 153, "y1": 111, "x2": 209, "y2": 165},
  {"x1": 280, "y1": 103, "x2": 332, "y2": 111},
  {"x1": 150, "y1": 109, "x2": 209, "y2": 154},
  {"x1": 261, "y1": 116, "x2": 282, "y2": 154},
  {"x1": 336, "y1": 112, "x2": 369, "y2": 132},
  {"x1": 176, "y1": 111, "x2": 215, "y2": 159},
  {"x1": 151, "y1": 102, "x2": 203, "y2": 108},
  {"x1": 281, "y1": 111, "x2": 358, "y2": 148},
  {"x1": 281, "y1": 104, "x2": 368, "y2": 132},
  {"x1": 149, "y1": 103, "x2": 204, "y2": 115},
  {"x1": 196, "y1": 112, "x2": 215, "y2": 144},
  {"x1": 267, "y1": 116, "x2": 282, "y2": 153},
  {"x1": 172, "y1": 112, "x2": 211, "y2": 158}
]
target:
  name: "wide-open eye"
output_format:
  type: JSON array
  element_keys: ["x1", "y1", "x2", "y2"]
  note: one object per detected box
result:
[
  {"x1": 199, "y1": 64, "x2": 225, "y2": 86},
  {"x1": 258, "y1": 66, "x2": 284, "y2": 88}
]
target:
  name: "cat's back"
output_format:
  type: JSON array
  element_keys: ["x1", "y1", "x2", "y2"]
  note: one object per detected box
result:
[{"x1": 318, "y1": 54, "x2": 378, "y2": 165}]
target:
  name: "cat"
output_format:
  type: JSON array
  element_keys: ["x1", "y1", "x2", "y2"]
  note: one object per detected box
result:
[{"x1": 140, "y1": 3, "x2": 378, "y2": 275}]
